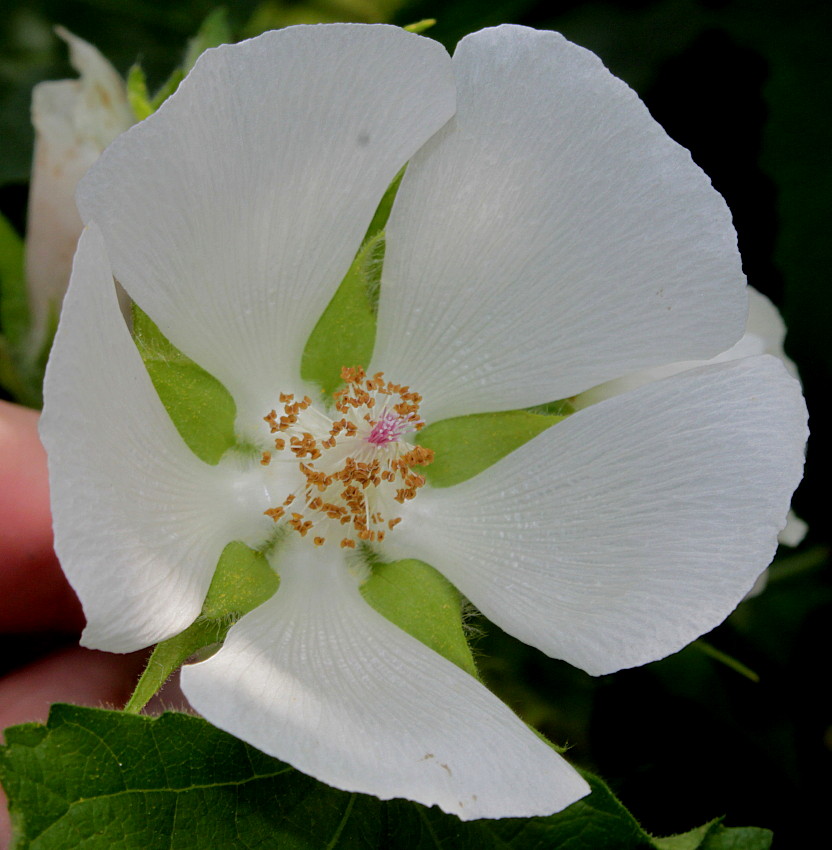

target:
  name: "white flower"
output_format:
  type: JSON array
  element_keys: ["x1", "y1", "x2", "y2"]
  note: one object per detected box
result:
[
  {"x1": 26, "y1": 28, "x2": 133, "y2": 346},
  {"x1": 576, "y1": 287, "x2": 808, "y2": 549},
  {"x1": 40, "y1": 24, "x2": 807, "y2": 820},
  {"x1": 575, "y1": 287, "x2": 800, "y2": 405}
]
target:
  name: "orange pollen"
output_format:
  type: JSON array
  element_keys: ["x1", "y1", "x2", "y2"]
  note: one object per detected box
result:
[{"x1": 261, "y1": 368, "x2": 433, "y2": 546}]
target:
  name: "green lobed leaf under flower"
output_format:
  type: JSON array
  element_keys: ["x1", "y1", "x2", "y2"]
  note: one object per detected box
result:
[{"x1": 0, "y1": 704, "x2": 772, "y2": 850}]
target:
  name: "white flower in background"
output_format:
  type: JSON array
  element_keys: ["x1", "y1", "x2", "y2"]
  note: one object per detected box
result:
[
  {"x1": 40, "y1": 25, "x2": 807, "y2": 819},
  {"x1": 26, "y1": 27, "x2": 133, "y2": 346}
]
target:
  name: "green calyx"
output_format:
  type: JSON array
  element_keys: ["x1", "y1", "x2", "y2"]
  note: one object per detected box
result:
[{"x1": 125, "y1": 541, "x2": 279, "y2": 714}]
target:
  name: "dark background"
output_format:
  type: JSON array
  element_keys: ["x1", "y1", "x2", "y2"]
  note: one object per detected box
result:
[{"x1": 1, "y1": 1, "x2": 829, "y2": 845}]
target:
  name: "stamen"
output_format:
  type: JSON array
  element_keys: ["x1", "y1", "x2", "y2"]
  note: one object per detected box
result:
[{"x1": 262, "y1": 367, "x2": 433, "y2": 546}]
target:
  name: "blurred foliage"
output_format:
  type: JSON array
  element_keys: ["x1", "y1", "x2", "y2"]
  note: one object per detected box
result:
[
  {"x1": 0, "y1": 0, "x2": 829, "y2": 846},
  {"x1": 0, "y1": 0, "x2": 402, "y2": 187}
]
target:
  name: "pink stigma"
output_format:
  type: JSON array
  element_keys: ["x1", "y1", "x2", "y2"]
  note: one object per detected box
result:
[{"x1": 367, "y1": 411, "x2": 418, "y2": 446}]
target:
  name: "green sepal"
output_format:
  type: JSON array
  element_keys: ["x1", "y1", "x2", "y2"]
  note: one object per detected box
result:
[
  {"x1": 132, "y1": 304, "x2": 237, "y2": 465},
  {"x1": 123, "y1": 617, "x2": 225, "y2": 714},
  {"x1": 403, "y1": 19, "x2": 437, "y2": 34},
  {"x1": 126, "y1": 12, "x2": 234, "y2": 129},
  {"x1": 126, "y1": 64, "x2": 153, "y2": 121},
  {"x1": 525, "y1": 397, "x2": 575, "y2": 417},
  {"x1": 299, "y1": 166, "x2": 405, "y2": 397},
  {"x1": 200, "y1": 540, "x2": 279, "y2": 621},
  {"x1": 150, "y1": 68, "x2": 184, "y2": 112},
  {"x1": 416, "y1": 408, "x2": 568, "y2": 488},
  {"x1": 0, "y1": 706, "x2": 773, "y2": 850},
  {"x1": 363, "y1": 166, "x2": 404, "y2": 243},
  {"x1": 361, "y1": 558, "x2": 478, "y2": 679},
  {"x1": 125, "y1": 542, "x2": 279, "y2": 713},
  {"x1": 301, "y1": 231, "x2": 384, "y2": 396},
  {"x1": 183, "y1": 8, "x2": 232, "y2": 73},
  {"x1": 138, "y1": 8, "x2": 233, "y2": 117}
]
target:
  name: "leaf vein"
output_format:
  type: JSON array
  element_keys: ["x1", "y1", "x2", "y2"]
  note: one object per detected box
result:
[{"x1": 324, "y1": 793, "x2": 356, "y2": 849}]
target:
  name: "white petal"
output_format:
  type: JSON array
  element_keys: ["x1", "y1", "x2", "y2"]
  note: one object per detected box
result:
[
  {"x1": 78, "y1": 25, "x2": 455, "y2": 434},
  {"x1": 40, "y1": 225, "x2": 264, "y2": 653},
  {"x1": 388, "y1": 357, "x2": 807, "y2": 675},
  {"x1": 576, "y1": 287, "x2": 800, "y2": 407},
  {"x1": 372, "y1": 25, "x2": 746, "y2": 420},
  {"x1": 181, "y1": 538, "x2": 588, "y2": 819},
  {"x1": 25, "y1": 28, "x2": 132, "y2": 346}
]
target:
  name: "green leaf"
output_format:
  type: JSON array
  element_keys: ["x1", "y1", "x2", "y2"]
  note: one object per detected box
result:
[
  {"x1": 0, "y1": 210, "x2": 27, "y2": 350},
  {"x1": 301, "y1": 231, "x2": 383, "y2": 396},
  {"x1": 126, "y1": 64, "x2": 153, "y2": 121},
  {"x1": 416, "y1": 409, "x2": 567, "y2": 488},
  {"x1": 0, "y1": 707, "x2": 771, "y2": 849},
  {"x1": 361, "y1": 558, "x2": 478, "y2": 679},
  {"x1": 125, "y1": 541, "x2": 279, "y2": 713},
  {"x1": 654, "y1": 820, "x2": 772, "y2": 850},
  {"x1": 132, "y1": 304, "x2": 237, "y2": 465}
]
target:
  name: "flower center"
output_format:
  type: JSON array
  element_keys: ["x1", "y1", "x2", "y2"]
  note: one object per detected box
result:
[{"x1": 261, "y1": 367, "x2": 433, "y2": 549}]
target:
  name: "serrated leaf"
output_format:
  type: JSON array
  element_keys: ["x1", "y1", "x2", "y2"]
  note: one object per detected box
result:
[
  {"x1": 654, "y1": 820, "x2": 772, "y2": 850},
  {"x1": 698, "y1": 825, "x2": 772, "y2": 850},
  {"x1": 361, "y1": 558, "x2": 479, "y2": 679},
  {"x1": 416, "y1": 409, "x2": 567, "y2": 488},
  {"x1": 301, "y1": 231, "x2": 383, "y2": 396},
  {"x1": 0, "y1": 705, "x2": 771, "y2": 850},
  {"x1": 132, "y1": 304, "x2": 237, "y2": 464}
]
